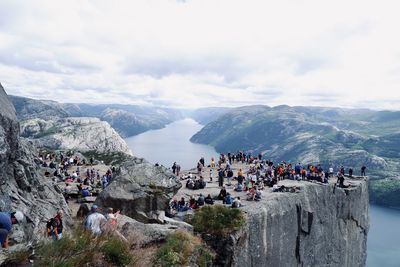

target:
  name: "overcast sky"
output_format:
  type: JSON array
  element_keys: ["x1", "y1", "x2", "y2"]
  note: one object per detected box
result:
[{"x1": 0, "y1": 0, "x2": 399, "y2": 109}]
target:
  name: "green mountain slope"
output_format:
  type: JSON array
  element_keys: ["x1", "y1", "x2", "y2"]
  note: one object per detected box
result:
[{"x1": 191, "y1": 105, "x2": 400, "y2": 207}]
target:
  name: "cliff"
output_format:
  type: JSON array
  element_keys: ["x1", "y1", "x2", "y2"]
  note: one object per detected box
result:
[
  {"x1": 20, "y1": 117, "x2": 132, "y2": 155},
  {"x1": 229, "y1": 179, "x2": 369, "y2": 267},
  {"x1": 0, "y1": 83, "x2": 69, "y2": 246},
  {"x1": 10, "y1": 95, "x2": 184, "y2": 138}
]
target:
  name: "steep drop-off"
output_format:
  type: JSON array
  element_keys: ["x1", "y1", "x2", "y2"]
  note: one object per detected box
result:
[{"x1": 225, "y1": 180, "x2": 369, "y2": 267}]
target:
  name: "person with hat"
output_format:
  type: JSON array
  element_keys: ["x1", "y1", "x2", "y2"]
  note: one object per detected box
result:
[
  {"x1": 84, "y1": 205, "x2": 106, "y2": 235},
  {"x1": 0, "y1": 211, "x2": 24, "y2": 249}
]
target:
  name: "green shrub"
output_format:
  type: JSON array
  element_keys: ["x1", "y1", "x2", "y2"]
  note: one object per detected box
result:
[
  {"x1": 190, "y1": 205, "x2": 245, "y2": 236},
  {"x1": 102, "y1": 236, "x2": 132, "y2": 266},
  {"x1": 156, "y1": 230, "x2": 213, "y2": 267},
  {"x1": 33, "y1": 226, "x2": 132, "y2": 267}
]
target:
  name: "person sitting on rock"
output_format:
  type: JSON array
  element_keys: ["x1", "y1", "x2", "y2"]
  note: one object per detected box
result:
[
  {"x1": 255, "y1": 187, "x2": 262, "y2": 201},
  {"x1": 189, "y1": 196, "x2": 197, "y2": 209},
  {"x1": 223, "y1": 193, "x2": 233, "y2": 205},
  {"x1": 178, "y1": 197, "x2": 189, "y2": 212},
  {"x1": 197, "y1": 194, "x2": 205, "y2": 207},
  {"x1": 0, "y1": 211, "x2": 24, "y2": 249},
  {"x1": 82, "y1": 187, "x2": 90, "y2": 197},
  {"x1": 234, "y1": 183, "x2": 243, "y2": 192},
  {"x1": 204, "y1": 194, "x2": 214, "y2": 205},
  {"x1": 198, "y1": 176, "x2": 206, "y2": 189},
  {"x1": 217, "y1": 187, "x2": 227, "y2": 200},
  {"x1": 84, "y1": 205, "x2": 107, "y2": 235},
  {"x1": 232, "y1": 197, "x2": 242, "y2": 208},
  {"x1": 186, "y1": 178, "x2": 195, "y2": 189}
]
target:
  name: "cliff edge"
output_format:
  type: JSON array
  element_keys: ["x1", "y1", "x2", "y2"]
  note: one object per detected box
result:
[{"x1": 230, "y1": 179, "x2": 369, "y2": 267}]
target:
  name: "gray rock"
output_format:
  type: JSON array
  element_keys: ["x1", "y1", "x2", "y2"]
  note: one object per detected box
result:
[
  {"x1": 228, "y1": 180, "x2": 369, "y2": 267},
  {"x1": 20, "y1": 117, "x2": 132, "y2": 155},
  {"x1": 0, "y1": 83, "x2": 69, "y2": 248},
  {"x1": 117, "y1": 215, "x2": 181, "y2": 247},
  {"x1": 95, "y1": 158, "x2": 181, "y2": 223}
]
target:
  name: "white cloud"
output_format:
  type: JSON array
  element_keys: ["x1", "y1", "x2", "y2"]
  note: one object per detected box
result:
[{"x1": 0, "y1": 0, "x2": 399, "y2": 109}]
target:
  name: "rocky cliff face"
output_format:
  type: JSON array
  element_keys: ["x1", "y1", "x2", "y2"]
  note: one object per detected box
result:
[
  {"x1": 227, "y1": 180, "x2": 369, "y2": 267},
  {"x1": 0, "y1": 83, "x2": 69, "y2": 245},
  {"x1": 20, "y1": 117, "x2": 132, "y2": 155}
]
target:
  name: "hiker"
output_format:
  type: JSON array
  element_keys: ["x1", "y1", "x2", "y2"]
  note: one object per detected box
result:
[
  {"x1": 226, "y1": 168, "x2": 234, "y2": 186},
  {"x1": 0, "y1": 211, "x2": 24, "y2": 248},
  {"x1": 234, "y1": 183, "x2": 243, "y2": 192},
  {"x1": 337, "y1": 172, "x2": 345, "y2": 188},
  {"x1": 204, "y1": 194, "x2": 214, "y2": 205},
  {"x1": 349, "y1": 168, "x2": 353, "y2": 177},
  {"x1": 232, "y1": 197, "x2": 242, "y2": 208},
  {"x1": 176, "y1": 164, "x2": 181, "y2": 176},
  {"x1": 47, "y1": 210, "x2": 64, "y2": 240},
  {"x1": 218, "y1": 169, "x2": 225, "y2": 187},
  {"x1": 223, "y1": 193, "x2": 233, "y2": 205},
  {"x1": 209, "y1": 169, "x2": 213, "y2": 182},
  {"x1": 106, "y1": 208, "x2": 119, "y2": 226},
  {"x1": 178, "y1": 197, "x2": 189, "y2": 212},
  {"x1": 217, "y1": 187, "x2": 227, "y2": 200},
  {"x1": 361, "y1": 165, "x2": 366, "y2": 176},
  {"x1": 172, "y1": 162, "x2": 177, "y2": 175},
  {"x1": 84, "y1": 205, "x2": 107, "y2": 235},
  {"x1": 197, "y1": 194, "x2": 205, "y2": 207},
  {"x1": 189, "y1": 196, "x2": 197, "y2": 209}
]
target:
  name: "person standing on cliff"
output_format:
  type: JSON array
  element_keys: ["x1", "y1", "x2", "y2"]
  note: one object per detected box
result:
[
  {"x1": 172, "y1": 162, "x2": 177, "y2": 175},
  {"x1": 361, "y1": 165, "x2": 366, "y2": 176}
]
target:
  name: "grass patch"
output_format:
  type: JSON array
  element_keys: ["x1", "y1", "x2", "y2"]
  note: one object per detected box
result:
[
  {"x1": 189, "y1": 205, "x2": 245, "y2": 237},
  {"x1": 156, "y1": 230, "x2": 213, "y2": 267},
  {"x1": 33, "y1": 226, "x2": 133, "y2": 267}
]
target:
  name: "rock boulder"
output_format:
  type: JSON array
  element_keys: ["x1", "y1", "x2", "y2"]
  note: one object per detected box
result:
[{"x1": 95, "y1": 157, "x2": 182, "y2": 223}]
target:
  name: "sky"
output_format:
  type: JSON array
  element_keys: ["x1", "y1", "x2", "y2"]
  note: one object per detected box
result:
[{"x1": 0, "y1": 0, "x2": 400, "y2": 110}]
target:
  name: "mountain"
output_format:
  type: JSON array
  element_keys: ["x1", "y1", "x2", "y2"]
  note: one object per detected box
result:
[
  {"x1": 20, "y1": 117, "x2": 132, "y2": 155},
  {"x1": 191, "y1": 105, "x2": 400, "y2": 207},
  {"x1": 189, "y1": 107, "x2": 232, "y2": 125},
  {"x1": 9, "y1": 96, "x2": 184, "y2": 137}
]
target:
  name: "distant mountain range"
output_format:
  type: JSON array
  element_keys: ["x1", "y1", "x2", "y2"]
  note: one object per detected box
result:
[
  {"x1": 190, "y1": 105, "x2": 400, "y2": 207},
  {"x1": 10, "y1": 95, "x2": 184, "y2": 137},
  {"x1": 9, "y1": 95, "x2": 400, "y2": 207}
]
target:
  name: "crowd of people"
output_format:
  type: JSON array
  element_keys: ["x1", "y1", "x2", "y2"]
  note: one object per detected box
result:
[
  {"x1": 37, "y1": 151, "x2": 116, "y2": 202},
  {"x1": 167, "y1": 152, "x2": 367, "y2": 217}
]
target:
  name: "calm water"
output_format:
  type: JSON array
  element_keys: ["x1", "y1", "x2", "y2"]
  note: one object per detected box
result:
[
  {"x1": 125, "y1": 118, "x2": 400, "y2": 266},
  {"x1": 367, "y1": 205, "x2": 400, "y2": 266},
  {"x1": 125, "y1": 118, "x2": 219, "y2": 170}
]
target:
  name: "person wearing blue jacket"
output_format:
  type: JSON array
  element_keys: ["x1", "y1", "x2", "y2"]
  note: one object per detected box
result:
[{"x1": 0, "y1": 211, "x2": 24, "y2": 249}]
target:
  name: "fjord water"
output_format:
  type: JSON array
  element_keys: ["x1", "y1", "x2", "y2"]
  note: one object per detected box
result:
[
  {"x1": 125, "y1": 118, "x2": 219, "y2": 170},
  {"x1": 125, "y1": 118, "x2": 400, "y2": 266},
  {"x1": 367, "y1": 205, "x2": 400, "y2": 267}
]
